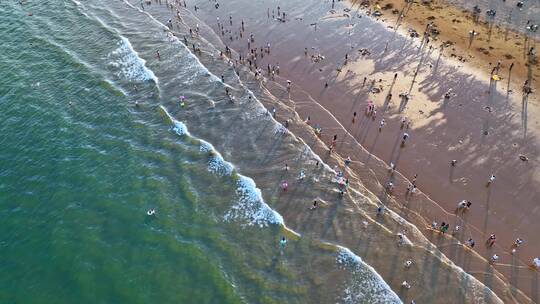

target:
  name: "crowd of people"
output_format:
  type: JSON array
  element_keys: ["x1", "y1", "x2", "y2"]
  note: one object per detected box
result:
[{"x1": 151, "y1": 0, "x2": 539, "y2": 293}]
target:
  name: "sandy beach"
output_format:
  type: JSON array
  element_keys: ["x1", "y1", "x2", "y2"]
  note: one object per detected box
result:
[
  {"x1": 6, "y1": 0, "x2": 539, "y2": 302},
  {"x1": 141, "y1": 0, "x2": 538, "y2": 302}
]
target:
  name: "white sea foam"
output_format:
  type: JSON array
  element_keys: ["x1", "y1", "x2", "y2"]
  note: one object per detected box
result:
[
  {"x1": 199, "y1": 142, "x2": 234, "y2": 176},
  {"x1": 109, "y1": 36, "x2": 158, "y2": 83},
  {"x1": 224, "y1": 176, "x2": 284, "y2": 227},
  {"x1": 121, "y1": 0, "x2": 221, "y2": 84},
  {"x1": 336, "y1": 247, "x2": 403, "y2": 304},
  {"x1": 159, "y1": 105, "x2": 282, "y2": 227},
  {"x1": 172, "y1": 120, "x2": 189, "y2": 137}
]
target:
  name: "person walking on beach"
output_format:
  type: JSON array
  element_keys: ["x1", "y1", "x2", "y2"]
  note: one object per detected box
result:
[
  {"x1": 443, "y1": 89, "x2": 453, "y2": 103},
  {"x1": 511, "y1": 238, "x2": 524, "y2": 254},
  {"x1": 490, "y1": 253, "x2": 499, "y2": 265},
  {"x1": 512, "y1": 238, "x2": 524, "y2": 248},
  {"x1": 457, "y1": 200, "x2": 470, "y2": 212},
  {"x1": 487, "y1": 174, "x2": 496, "y2": 187},
  {"x1": 487, "y1": 234, "x2": 496, "y2": 247},
  {"x1": 379, "y1": 119, "x2": 385, "y2": 132},
  {"x1": 401, "y1": 132, "x2": 410, "y2": 147}
]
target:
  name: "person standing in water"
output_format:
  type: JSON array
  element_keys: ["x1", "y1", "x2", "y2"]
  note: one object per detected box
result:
[{"x1": 280, "y1": 236, "x2": 287, "y2": 249}]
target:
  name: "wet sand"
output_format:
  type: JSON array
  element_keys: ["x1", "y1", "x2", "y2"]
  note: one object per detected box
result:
[{"x1": 149, "y1": 0, "x2": 537, "y2": 302}]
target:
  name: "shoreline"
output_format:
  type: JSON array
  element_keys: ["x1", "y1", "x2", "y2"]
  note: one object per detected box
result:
[{"x1": 143, "y1": 0, "x2": 537, "y2": 302}]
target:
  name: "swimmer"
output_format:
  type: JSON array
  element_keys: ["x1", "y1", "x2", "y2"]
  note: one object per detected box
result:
[
  {"x1": 179, "y1": 95, "x2": 186, "y2": 107},
  {"x1": 310, "y1": 200, "x2": 318, "y2": 210},
  {"x1": 298, "y1": 170, "x2": 306, "y2": 180},
  {"x1": 147, "y1": 209, "x2": 156, "y2": 216}
]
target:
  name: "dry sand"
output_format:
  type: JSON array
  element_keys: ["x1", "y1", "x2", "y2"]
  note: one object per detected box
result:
[{"x1": 350, "y1": 0, "x2": 538, "y2": 92}]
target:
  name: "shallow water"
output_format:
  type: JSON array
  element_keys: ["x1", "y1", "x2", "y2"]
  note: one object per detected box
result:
[{"x1": 0, "y1": 1, "x2": 406, "y2": 303}]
